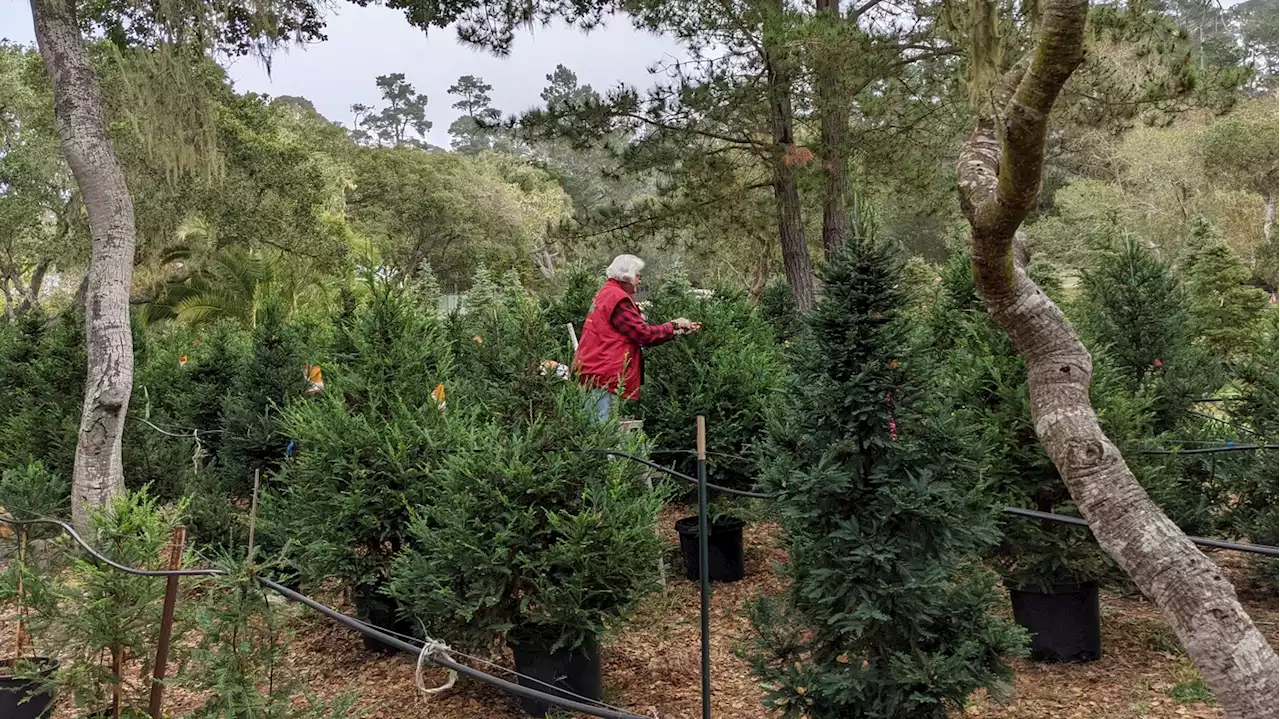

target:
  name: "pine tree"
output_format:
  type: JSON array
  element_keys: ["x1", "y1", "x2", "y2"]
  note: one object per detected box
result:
[
  {"x1": 1079, "y1": 233, "x2": 1225, "y2": 432},
  {"x1": 750, "y1": 239, "x2": 1023, "y2": 719},
  {"x1": 217, "y1": 298, "x2": 314, "y2": 497},
  {"x1": 1181, "y1": 217, "x2": 1271, "y2": 360}
]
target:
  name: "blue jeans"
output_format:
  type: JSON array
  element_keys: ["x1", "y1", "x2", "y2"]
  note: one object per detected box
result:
[{"x1": 586, "y1": 389, "x2": 613, "y2": 423}]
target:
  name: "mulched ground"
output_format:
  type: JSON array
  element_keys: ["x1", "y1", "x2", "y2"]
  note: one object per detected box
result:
[{"x1": 14, "y1": 507, "x2": 1279, "y2": 718}]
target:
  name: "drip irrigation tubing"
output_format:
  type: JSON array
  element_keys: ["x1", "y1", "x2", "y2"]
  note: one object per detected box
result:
[
  {"x1": 0, "y1": 513, "x2": 651, "y2": 719},
  {"x1": 1132, "y1": 444, "x2": 1278, "y2": 455},
  {"x1": 1000, "y1": 507, "x2": 1279, "y2": 557}
]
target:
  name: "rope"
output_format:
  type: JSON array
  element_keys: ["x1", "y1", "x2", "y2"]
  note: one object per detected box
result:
[{"x1": 415, "y1": 630, "x2": 458, "y2": 695}]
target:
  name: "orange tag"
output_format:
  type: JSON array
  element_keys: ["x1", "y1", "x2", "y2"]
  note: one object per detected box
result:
[{"x1": 304, "y1": 363, "x2": 325, "y2": 395}]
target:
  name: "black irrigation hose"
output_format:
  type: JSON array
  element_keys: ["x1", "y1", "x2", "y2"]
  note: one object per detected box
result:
[
  {"x1": 258, "y1": 579, "x2": 650, "y2": 719},
  {"x1": 0, "y1": 515, "x2": 650, "y2": 719},
  {"x1": 0, "y1": 515, "x2": 222, "y2": 577},
  {"x1": 593, "y1": 450, "x2": 772, "y2": 499},
  {"x1": 1133, "y1": 444, "x2": 1279, "y2": 455},
  {"x1": 1000, "y1": 507, "x2": 1279, "y2": 557}
]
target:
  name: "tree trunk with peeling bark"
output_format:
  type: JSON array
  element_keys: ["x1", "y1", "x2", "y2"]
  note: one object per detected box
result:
[
  {"x1": 764, "y1": 16, "x2": 816, "y2": 312},
  {"x1": 31, "y1": 0, "x2": 135, "y2": 532},
  {"x1": 955, "y1": 0, "x2": 1278, "y2": 716}
]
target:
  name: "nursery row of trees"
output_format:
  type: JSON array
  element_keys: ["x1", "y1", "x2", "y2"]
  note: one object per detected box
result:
[
  {"x1": 1, "y1": 220, "x2": 1274, "y2": 714},
  {"x1": 0, "y1": 0, "x2": 1276, "y2": 714}
]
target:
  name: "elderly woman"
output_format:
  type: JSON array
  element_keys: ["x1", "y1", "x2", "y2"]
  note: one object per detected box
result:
[{"x1": 573, "y1": 254, "x2": 700, "y2": 420}]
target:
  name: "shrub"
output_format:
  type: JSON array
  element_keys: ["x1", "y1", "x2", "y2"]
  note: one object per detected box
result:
[
  {"x1": 1180, "y1": 217, "x2": 1271, "y2": 361},
  {"x1": 42, "y1": 490, "x2": 186, "y2": 715},
  {"x1": 637, "y1": 270, "x2": 787, "y2": 496},
  {"x1": 126, "y1": 319, "x2": 248, "y2": 503},
  {"x1": 266, "y1": 278, "x2": 456, "y2": 607},
  {"x1": 184, "y1": 555, "x2": 358, "y2": 718},
  {"x1": 750, "y1": 239, "x2": 1023, "y2": 719},
  {"x1": 388, "y1": 382, "x2": 665, "y2": 653},
  {"x1": 0, "y1": 311, "x2": 84, "y2": 481},
  {"x1": 1078, "y1": 232, "x2": 1225, "y2": 433}
]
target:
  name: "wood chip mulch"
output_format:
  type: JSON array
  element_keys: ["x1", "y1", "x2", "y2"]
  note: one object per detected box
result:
[{"x1": 11, "y1": 509, "x2": 1278, "y2": 719}]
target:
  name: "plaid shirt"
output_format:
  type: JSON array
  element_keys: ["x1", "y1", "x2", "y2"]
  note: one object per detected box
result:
[{"x1": 611, "y1": 299, "x2": 675, "y2": 347}]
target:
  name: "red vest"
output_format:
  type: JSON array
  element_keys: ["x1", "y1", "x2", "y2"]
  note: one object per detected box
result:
[{"x1": 573, "y1": 279, "x2": 644, "y2": 400}]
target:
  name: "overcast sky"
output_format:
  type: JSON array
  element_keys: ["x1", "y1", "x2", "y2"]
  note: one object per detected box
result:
[{"x1": 0, "y1": 2, "x2": 687, "y2": 147}]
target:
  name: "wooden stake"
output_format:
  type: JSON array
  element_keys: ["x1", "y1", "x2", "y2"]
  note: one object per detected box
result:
[
  {"x1": 148, "y1": 525, "x2": 186, "y2": 719},
  {"x1": 246, "y1": 469, "x2": 261, "y2": 564},
  {"x1": 14, "y1": 529, "x2": 26, "y2": 659}
]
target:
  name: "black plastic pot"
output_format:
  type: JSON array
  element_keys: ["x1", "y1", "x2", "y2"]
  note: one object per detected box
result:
[
  {"x1": 1008, "y1": 581, "x2": 1102, "y2": 663},
  {"x1": 507, "y1": 633, "x2": 601, "y2": 718},
  {"x1": 353, "y1": 589, "x2": 414, "y2": 654},
  {"x1": 266, "y1": 564, "x2": 302, "y2": 592},
  {"x1": 0, "y1": 657, "x2": 58, "y2": 719},
  {"x1": 675, "y1": 515, "x2": 746, "y2": 583}
]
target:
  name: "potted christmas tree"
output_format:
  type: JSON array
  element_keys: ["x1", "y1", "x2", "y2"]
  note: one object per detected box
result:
[
  {"x1": 265, "y1": 277, "x2": 458, "y2": 653},
  {"x1": 388, "y1": 382, "x2": 665, "y2": 718},
  {"x1": 638, "y1": 270, "x2": 785, "y2": 582},
  {"x1": 749, "y1": 238, "x2": 1024, "y2": 717},
  {"x1": 928, "y1": 249, "x2": 1122, "y2": 663},
  {"x1": 391, "y1": 282, "x2": 665, "y2": 716}
]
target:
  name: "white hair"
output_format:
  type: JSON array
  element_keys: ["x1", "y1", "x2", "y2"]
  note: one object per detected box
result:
[{"x1": 606, "y1": 254, "x2": 646, "y2": 284}]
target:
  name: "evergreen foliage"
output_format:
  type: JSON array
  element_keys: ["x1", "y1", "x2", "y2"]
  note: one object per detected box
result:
[
  {"x1": 185, "y1": 555, "x2": 358, "y2": 718},
  {"x1": 638, "y1": 269, "x2": 787, "y2": 494},
  {"x1": 750, "y1": 240, "x2": 1023, "y2": 719},
  {"x1": 126, "y1": 319, "x2": 247, "y2": 503},
  {"x1": 1078, "y1": 233, "x2": 1225, "y2": 432},
  {"x1": 1181, "y1": 217, "x2": 1272, "y2": 360},
  {"x1": 541, "y1": 263, "x2": 599, "y2": 340},
  {"x1": 43, "y1": 491, "x2": 186, "y2": 715},
  {"x1": 266, "y1": 277, "x2": 457, "y2": 609},
  {"x1": 0, "y1": 311, "x2": 85, "y2": 481},
  {"x1": 759, "y1": 278, "x2": 803, "y2": 347},
  {"x1": 388, "y1": 382, "x2": 665, "y2": 652},
  {"x1": 448, "y1": 266, "x2": 567, "y2": 418},
  {"x1": 1221, "y1": 318, "x2": 1279, "y2": 588}
]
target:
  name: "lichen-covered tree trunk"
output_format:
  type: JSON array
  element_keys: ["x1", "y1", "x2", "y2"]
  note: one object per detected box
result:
[
  {"x1": 764, "y1": 17, "x2": 815, "y2": 312},
  {"x1": 30, "y1": 0, "x2": 135, "y2": 531},
  {"x1": 956, "y1": 1, "x2": 1278, "y2": 716}
]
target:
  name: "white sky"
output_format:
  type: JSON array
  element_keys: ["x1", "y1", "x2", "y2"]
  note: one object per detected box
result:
[{"x1": 0, "y1": 1, "x2": 688, "y2": 147}]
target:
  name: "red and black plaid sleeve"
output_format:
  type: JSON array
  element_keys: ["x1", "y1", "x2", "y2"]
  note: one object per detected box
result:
[{"x1": 610, "y1": 300, "x2": 675, "y2": 347}]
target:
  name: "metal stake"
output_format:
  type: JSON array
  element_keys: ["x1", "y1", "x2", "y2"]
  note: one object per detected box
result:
[{"x1": 696, "y1": 415, "x2": 711, "y2": 719}]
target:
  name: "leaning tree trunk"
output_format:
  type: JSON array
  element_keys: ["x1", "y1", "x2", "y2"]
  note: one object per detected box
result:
[
  {"x1": 955, "y1": 0, "x2": 1278, "y2": 716},
  {"x1": 764, "y1": 16, "x2": 816, "y2": 312},
  {"x1": 815, "y1": 0, "x2": 849, "y2": 261},
  {"x1": 31, "y1": 0, "x2": 136, "y2": 531}
]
